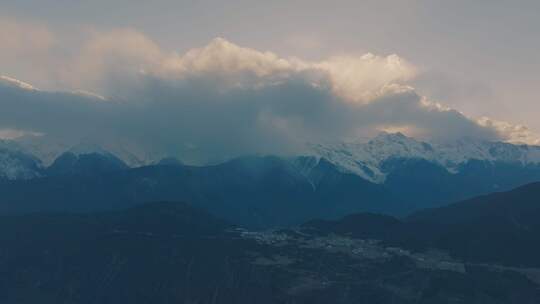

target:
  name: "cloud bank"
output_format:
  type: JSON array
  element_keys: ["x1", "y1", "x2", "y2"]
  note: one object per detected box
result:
[{"x1": 0, "y1": 19, "x2": 537, "y2": 163}]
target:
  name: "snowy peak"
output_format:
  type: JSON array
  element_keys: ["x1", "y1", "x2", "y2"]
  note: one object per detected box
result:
[
  {"x1": 307, "y1": 133, "x2": 435, "y2": 183},
  {"x1": 370, "y1": 131, "x2": 409, "y2": 143},
  {"x1": 365, "y1": 132, "x2": 435, "y2": 162},
  {"x1": 307, "y1": 132, "x2": 540, "y2": 183},
  {"x1": 7, "y1": 136, "x2": 156, "y2": 168},
  {"x1": 0, "y1": 138, "x2": 130, "y2": 179},
  {"x1": 3, "y1": 131, "x2": 540, "y2": 183},
  {"x1": 0, "y1": 143, "x2": 43, "y2": 180},
  {"x1": 0, "y1": 75, "x2": 38, "y2": 91},
  {"x1": 438, "y1": 139, "x2": 540, "y2": 165}
]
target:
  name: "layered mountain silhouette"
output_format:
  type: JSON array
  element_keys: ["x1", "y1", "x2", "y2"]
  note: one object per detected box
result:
[
  {"x1": 2, "y1": 193, "x2": 540, "y2": 304},
  {"x1": 2, "y1": 153, "x2": 540, "y2": 228},
  {"x1": 306, "y1": 182, "x2": 540, "y2": 267}
]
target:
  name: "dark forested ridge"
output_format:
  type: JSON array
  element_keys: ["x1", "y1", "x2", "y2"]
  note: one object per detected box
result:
[
  {"x1": 2, "y1": 154, "x2": 540, "y2": 229},
  {"x1": 305, "y1": 182, "x2": 540, "y2": 267},
  {"x1": 2, "y1": 199, "x2": 540, "y2": 304}
]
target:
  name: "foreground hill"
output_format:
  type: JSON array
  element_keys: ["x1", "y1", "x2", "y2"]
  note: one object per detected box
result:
[
  {"x1": 306, "y1": 182, "x2": 540, "y2": 267},
  {"x1": 409, "y1": 182, "x2": 540, "y2": 266},
  {"x1": 2, "y1": 201, "x2": 539, "y2": 304}
]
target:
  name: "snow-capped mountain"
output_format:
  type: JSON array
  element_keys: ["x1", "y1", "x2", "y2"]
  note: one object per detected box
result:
[
  {"x1": 3, "y1": 131, "x2": 540, "y2": 183},
  {"x1": 0, "y1": 138, "x2": 133, "y2": 179},
  {"x1": 3, "y1": 132, "x2": 540, "y2": 225},
  {"x1": 0, "y1": 141, "x2": 43, "y2": 180},
  {"x1": 306, "y1": 132, "x2": 540, "y2": 183},
  {"x1": 4, "y1": 135, "x2": 161, "y2": 168}
]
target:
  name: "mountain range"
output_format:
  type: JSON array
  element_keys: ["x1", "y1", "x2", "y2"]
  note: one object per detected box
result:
[
  {"x1": 1, "y1": 133, "x2": 540, "y2": 228},
  {"x1": 2, "y1": 132, "x2": 540, "y2": 302},
  {"x1": 5, "y1": 132, "x2": 540, "y2": 182}
]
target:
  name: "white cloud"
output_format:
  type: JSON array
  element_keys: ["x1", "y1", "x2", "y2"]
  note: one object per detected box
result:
[
  {"x1": 0, "y1": 18, "x2": 55, "y2": 55},
  {"x1": 1, "y1": 20, "x2": 538, "y2": 164},
  {"x1": 0, "y1": 18, "x2": 57, "y2": 88},
  {"x1": 48, "y1": 31, "x2": 416, "y2": 104},
  {"x1": 477, "y1": 117, "x2": 540, "y2": 145},
  {"x1": 173, "y1": 38, "x2": 294, "y2": 78},
  {"x1": 0, "y1": 19, "x2": 417, "y2": 104},
  {"x1": 150, "y1": 37, "x2": 416, "y2": 104},
  {"x1": 61, "y1": 28, "x2": 168, "y2": 93},
  {"x1": 0, "y1": 128, "x2": 43, "y2": 140},
  {"x1": 312, "y1": 54, "x2": 416, "y2": 103}
]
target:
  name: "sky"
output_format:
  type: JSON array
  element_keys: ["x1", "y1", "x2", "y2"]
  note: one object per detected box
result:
[{"x1": 1, "y1": 0, "x2": 539, "y2": 162}]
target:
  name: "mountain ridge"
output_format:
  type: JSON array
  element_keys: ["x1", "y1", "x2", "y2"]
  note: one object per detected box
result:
[
  {"x1": 307, "y1": 132, "x2": 540, "y2": 183},
  {"x1": 4, "y1": 131, "x2": 540, "y2": 183}
]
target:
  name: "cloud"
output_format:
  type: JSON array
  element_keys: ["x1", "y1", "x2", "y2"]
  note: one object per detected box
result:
[
  {"x1": 0, "y1": 18, "x2": 62, "y2": 88},
  {"x1": 477, "y1": 117, "x2": 540, "y2": 145},
  {"x1": 21, "y1": 27, "x2": 414, "y2": 105},
  {"x1": 126, "y1": 37, "x2": 416, "y2": 105},
  {"x1": 0, "y1": 18, "x2": 55, "y2": 55},
  {"x1": 0, "y1": 73, "x2": 503, "y2": 164},
  {"x1": 66, "y1": 29, "x2": 169, "y2": 93},
  {"x1": 312, "y1": 54, "x2": 416, "y2": 103},
  {"x1": 0, "y1": 128, "x2": 42, "y2": 140},
  {"x1": 0, "y1": 21, "x2": 537, "y2": 164},
  {"x1": 0, "y1": 19, "x2": 416, "y2": 103}
]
